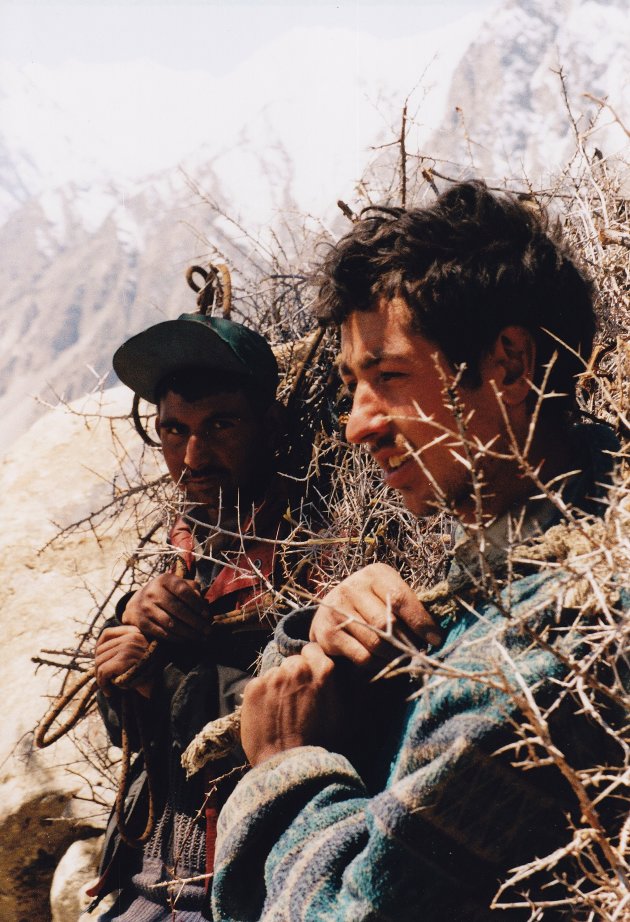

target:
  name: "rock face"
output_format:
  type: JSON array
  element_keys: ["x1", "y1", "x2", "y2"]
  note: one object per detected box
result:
[
  {"x1": 0, "y1": 783, "x2": 96, "y2": 922},
  {"x1": 0, "y1": 385, "x2": 162, "y2": 922},
  {"x1": 50, "y1": 837, "x2": 108, "y2": 922},
  {"x1": 0, "y1": 171, "x2": 215, "y2": 449},
  {"x1": 426, "y1": 0, "x2": 629, "y2": 181}
]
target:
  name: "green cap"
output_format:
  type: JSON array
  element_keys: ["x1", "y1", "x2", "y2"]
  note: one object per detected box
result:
[{"x1": 113, "y1": 313, "x2": 279, "y2": 404}]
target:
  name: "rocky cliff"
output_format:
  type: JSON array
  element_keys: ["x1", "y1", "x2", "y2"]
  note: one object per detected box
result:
[
  {"x1": 426, "y1": 0, "x2": 629, "y2": 181},
  {"x1": 0, "y1": 385, "x2": 161, "y2": 920}
]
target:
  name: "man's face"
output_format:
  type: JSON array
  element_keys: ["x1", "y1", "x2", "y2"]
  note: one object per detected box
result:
[
  {"x1": 339, "y1": 297, "x2": 506, "y2": 519},
  {"x1": 156, "y1": 389, "x2": 273, "y2": 523}
]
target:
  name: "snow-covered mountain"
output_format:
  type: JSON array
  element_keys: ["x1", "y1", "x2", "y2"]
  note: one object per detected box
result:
[
  {"x1": 426, "y1": 0, "x2": 629, "y2": 182},
  {"x1": 0, "y1": 0, "x2": 628, "y2": 450},
  {"x1": 0, "y1": 14, "x2": 482, "y2": 449}
]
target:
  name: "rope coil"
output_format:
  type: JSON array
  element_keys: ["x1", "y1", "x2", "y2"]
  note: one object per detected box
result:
[{"x1": 35, "y1": 558, "x2": 188, "y2": 847}]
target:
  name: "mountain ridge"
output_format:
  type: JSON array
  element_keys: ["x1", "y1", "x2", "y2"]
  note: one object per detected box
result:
[{"x1": 1, "y1": 0, "x2": 628, "y2": 451}]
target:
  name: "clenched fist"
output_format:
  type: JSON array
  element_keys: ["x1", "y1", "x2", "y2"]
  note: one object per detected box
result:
[
  {"x1": 310, "y1": 562, "x2": 442, "y2": 669},
  {"x1": 121, "y1": 572, "x2": 210, "y2": 642},
  {"x1": 95, "y1": 624, "x2": 152, "y2": 696},
  {"x1": 240, "y1": 643, "x2": 341, "y2": 766}
]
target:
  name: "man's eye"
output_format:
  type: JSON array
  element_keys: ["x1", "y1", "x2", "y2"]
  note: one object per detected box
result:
[
  {"x1": 340, "y1": 381, "x2": 356, "y2": 397},
  {"x1": 205, "y1": 419, "x2": 236, "y2": 434},
  {"x1": 162, "y1": 425, "x2": 186, "y2": 437},
  {"x1": 379, "y1": 371, "x2": 405, "y2": 383}
]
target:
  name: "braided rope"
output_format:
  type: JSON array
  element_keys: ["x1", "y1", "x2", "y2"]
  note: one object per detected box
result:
[
  {"x1": 34, "y1": 635, "x2": 164, "y2": 750},
  {"x1": 35, "y1": 558, "x2": 189, "y2": 848},
  {"x1": 182, "y1": 706, "x2": 243, "y2": 778},
  {"x1": 34, "y1": 669, "x2": 99, "y2": 748},
  {"x1": 131, "y1": 262, "x2": 234, "y2": 445},
  {"x1": 115, "y1": 693, "x2": 158, "y2": 847},
  {"x1": 132, "y1": 393, "x2": 161, "y2": 448}
]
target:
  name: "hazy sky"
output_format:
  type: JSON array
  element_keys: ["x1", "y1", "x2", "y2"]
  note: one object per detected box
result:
[
  {"x1": 1, "y1": 1, "x2": 496, "y2": 71},
  {"x1": 0, "y1": 0, "x2": 499, "y2": 225}
]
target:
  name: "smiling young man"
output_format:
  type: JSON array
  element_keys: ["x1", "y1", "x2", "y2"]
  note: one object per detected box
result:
[
  {"x1": 210, "y1": 182, "x2": 623, "y2": 920},
  {"x1": 86, "y1": 311, "x2": 291, "y2": 921},
  {"x1": 338, "y1": 296, "x2": 573, "y2": 520}
]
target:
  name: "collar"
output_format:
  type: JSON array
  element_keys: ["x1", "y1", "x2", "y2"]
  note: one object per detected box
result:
[{"x1": 168, "y1": 474, "x2": 291, "y2": 601}]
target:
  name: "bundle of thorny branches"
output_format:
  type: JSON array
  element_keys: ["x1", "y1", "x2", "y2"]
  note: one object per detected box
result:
[{"x1": 36, "y1": 111, "x2": 628, "y2": 919}]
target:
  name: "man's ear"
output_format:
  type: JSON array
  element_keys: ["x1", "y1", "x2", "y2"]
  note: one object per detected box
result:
[{"x1": 485, "y1": 325, "x2": 536, "y2": 406}]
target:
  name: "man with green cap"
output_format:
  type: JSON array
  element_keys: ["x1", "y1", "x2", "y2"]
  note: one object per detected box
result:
[{"x1": 86, "y1": 308, "x2": 290, "y2": 921}]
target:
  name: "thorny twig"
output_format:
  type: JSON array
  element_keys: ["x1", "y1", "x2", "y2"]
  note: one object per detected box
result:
[{"x1": 33, "y1": 95, "x2": 629, "y2": 919}]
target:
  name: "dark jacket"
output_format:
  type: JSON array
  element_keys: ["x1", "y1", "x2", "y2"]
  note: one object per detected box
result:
[{"x1": 87, "y1": 481, "x2": 294, "y2": 915}]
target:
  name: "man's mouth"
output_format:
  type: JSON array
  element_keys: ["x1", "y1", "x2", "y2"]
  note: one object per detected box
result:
[
  {"x1": 180, "y1": 471, "x2": 227, "y2": 496},
  {"x1": 386, "y1": 452, "x2": 409, "y2": 471},
  {"x1": 182, "y1": 467, "x2": 225, "y2": 484},
  {"x1": 378, "y1": 433, "x2": 413, "y2": 474}
]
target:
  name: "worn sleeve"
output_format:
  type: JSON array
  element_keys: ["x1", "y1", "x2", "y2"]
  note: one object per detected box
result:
[{"x1": 212, "y1": 575, "x2": 611, "y2": 921}]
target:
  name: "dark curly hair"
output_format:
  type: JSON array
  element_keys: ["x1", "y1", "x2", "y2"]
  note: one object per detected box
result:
[{"x1": 316, "y1": 181, "x2": 596, "y2": 418}]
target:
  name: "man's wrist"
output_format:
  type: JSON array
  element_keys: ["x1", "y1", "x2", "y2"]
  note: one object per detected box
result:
[
  {"x1": 248, "y1": 742, "x2": 311, "y2": 768},
  {"x1": 247, "y1": 732, "x2": 321, "y2": 766},
  {"x1": 120, "y1": 596, "x2": 141, "y2": 627},
  {"x1": 114, "y1": 590, "x2": 136, "y2": 625}
]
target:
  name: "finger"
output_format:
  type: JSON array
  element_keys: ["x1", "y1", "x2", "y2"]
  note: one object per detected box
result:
[
  {"x1": 95, "y1": 638, "x2": 146, "y2": 664},
  {"x1": 151, "y1": 602, "x2": 209, "y2": 641},
  {"x1": 158, "y1": 575, "x2": 207, "y2": 613},
  {"x1": 95, "y1": 629, "x2": 147, "y2": 658},
  {"x1": 161, "y1": 596, "x2": 210, "y2": 635},
  {"x1": 310, "y1": 619, "x2": 374, "y2": 668},
  {"x1": 95, "y1": 654, "x2": 125, "y2": 687},
  {"x1": 313, "y1": 594, "x2": 402, "y2": 661},
  {"x1": 95, "y1": 625, "x2": 146, "y2": 646},
  {"x1": 95, "y1": 640, "x2": 147, "y2": 673},
  {"x1": 127, "y1": 598, "x2": 204, "y2": 642},
  {"x1": 157, "y1": 580, "x2": 210, "y2": 634},
  {"x1": 168, "y1": 577, "x2": 209, "y2": 613},
  {"x1": 95, "y1": 643, "x2": 148, "y2": 687},
  {"x1": 393, "y1": 613, "x2": 442, "y2": 650},
  {"x1": 277, "y1": 654, "x2": 313, "y2": 682},
  {"x1": 364, "y1": 568, "x2": 442, "y2": 647},
  {"x1": 147, "y1": 571, "x2": 200, "y2": 599},
  {"x1": 95, "y1": 660, "x2": 122, "y2": 688},
  {"x1": 97, "y1": 624, "x2": 144, "y2": 642},
  {"x1": 124, "y1": 576, "x2": 208, "y2": 636},
  {"x1": 300, "y1": 642, "x2": 335, "y2": 677},
  {"x1": 242, "y1": 673, "x2": 270, "y2": 708}
]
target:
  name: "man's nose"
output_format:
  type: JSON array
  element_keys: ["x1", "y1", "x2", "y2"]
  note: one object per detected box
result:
[
  {"x1": 183, "y1": 433, "x2": 211, "y2": 469},
  {"x1": 345, "y1": 384, "x2": 389, "y2": 445}
]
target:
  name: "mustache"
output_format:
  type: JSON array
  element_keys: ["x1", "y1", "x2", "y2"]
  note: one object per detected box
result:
[
  {"x1": 180, "y1": 465, "x2": 227, "y2": 482},
  {"x1": 369, "y1": 432, "x2": 408, "y2": 453}
]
